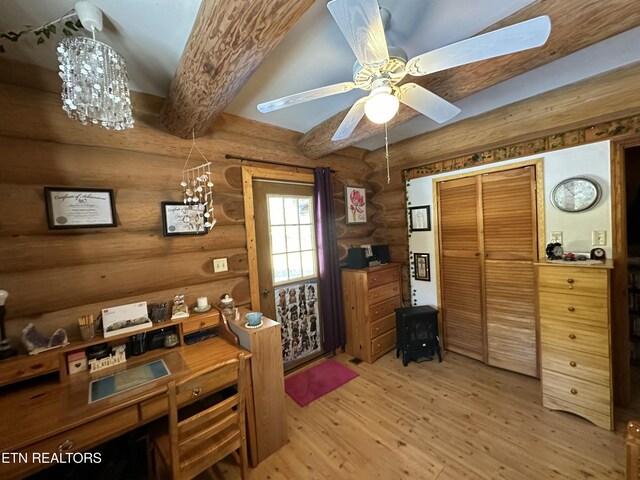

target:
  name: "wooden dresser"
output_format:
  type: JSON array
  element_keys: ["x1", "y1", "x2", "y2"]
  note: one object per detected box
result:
[
  {"x1": 536, "y1": 261, "x2": 613, "y2": 430},
  {"x1": 342, "y1": 263, "x2": 402, "y2": 363}
]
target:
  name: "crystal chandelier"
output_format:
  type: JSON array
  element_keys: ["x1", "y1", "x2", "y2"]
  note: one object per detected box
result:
[{"x1": 56, "y1": 2, "x2": 133, "y2": 130}]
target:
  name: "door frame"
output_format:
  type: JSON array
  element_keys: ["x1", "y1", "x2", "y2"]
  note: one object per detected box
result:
[
  {"x1": 241, "y1": 166, "x2": 314, "y2": 310},
  {"x1": 431, "y1": 158, "x2": 544, "y2": 365}
]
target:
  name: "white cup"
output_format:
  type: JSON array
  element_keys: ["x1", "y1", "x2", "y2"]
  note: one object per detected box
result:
[{"x1": 197, "y1": 296, "x2": 208, "y2": 308}]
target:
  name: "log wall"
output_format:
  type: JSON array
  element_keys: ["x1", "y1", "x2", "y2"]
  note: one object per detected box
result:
[{"x1": 0, "y1": 59, "x2": 374, "y2": 345}]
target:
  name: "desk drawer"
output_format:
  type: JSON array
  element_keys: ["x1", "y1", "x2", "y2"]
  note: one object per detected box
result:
[
  {"x1": 538, "y1": 290, "x2": 608, "y2": 327},
  {"x1": 371, "y1": 329, "x2": 396, "y2": 357},
  {"x1": 537, "y1": 267, "x2": 607, "y2": 296},
  {"x1": 182, "y1": 311, "x2": 220, "y2": 334},
  {"x1": 368, "y1": 267, "x2": 400, "y2": 289},
  {"x1": 540, "y1": 319, "x2": 609, "y2": 357},
  {"x1": 0, "y1": 354, "x2": 60, "y2": 387},
  {"x1": 371, "y1": 313, "x2": 396, "y2": 339},
  {"x1": 368, "y1": 282, "x2": 400, "y2": 305},
  {"x1": 19, "y1": 406, "x2": 138, "y2": 457},
  {"x1": 370, "y1": 296, "x2": 402, "y2": 322}
]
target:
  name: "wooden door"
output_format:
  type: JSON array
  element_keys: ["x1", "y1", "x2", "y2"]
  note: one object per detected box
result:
[
  {"x1": 438, "y1": 177, "x2": 484, "y2": 361},
  {"x1": 252, "y1": 180, "x2": 324, "y2": 369},
  {"x1": 482, "y1": 166, "x2": 538, "y2": 377}
]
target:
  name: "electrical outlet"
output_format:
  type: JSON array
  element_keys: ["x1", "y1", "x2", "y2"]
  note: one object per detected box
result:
[
  {"x1": 550, "y1": 231, "x2": 563, "y2": 244},
  {"x1": 213, "y1": 258, "x2": 228, "y2": 272},
  {"x1": 592, "y1": 230, "x2": 607, "y2": 246}
]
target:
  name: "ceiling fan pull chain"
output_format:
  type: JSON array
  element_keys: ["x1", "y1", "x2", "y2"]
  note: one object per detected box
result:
[{"x1": 385, "y1": 122, "x2": 390, "y2": 184}]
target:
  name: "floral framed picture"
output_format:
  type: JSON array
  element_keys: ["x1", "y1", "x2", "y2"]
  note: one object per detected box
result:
[
  {"x1": 414, "y1": 253, "x2": 430, "y2": 281},
  {"x1": 345, "y1": 186, "x2": 366, "y2": 224}
]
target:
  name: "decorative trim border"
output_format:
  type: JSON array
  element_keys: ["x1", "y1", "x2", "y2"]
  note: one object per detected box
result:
[{"x1": 404, "y1": 114, "x2": 640, "y2": 180}]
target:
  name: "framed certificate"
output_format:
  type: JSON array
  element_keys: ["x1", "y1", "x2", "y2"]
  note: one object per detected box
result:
[
  {"x1": 44, "y1": 187, "x2": 117, "y2": 229},
  {"x1": 414, "y1": 253, "x2": 430, "y2": 281},
  {"x1": 409, "y1": 206, "x2": 431, "y2": 232},
  {"x1": 161, "y1": 202, "x2": 208, "y2": 236}
]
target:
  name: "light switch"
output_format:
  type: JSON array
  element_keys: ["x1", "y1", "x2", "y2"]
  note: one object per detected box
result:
[
  {"x1": 213, "y1": 258, "x2": 228, "y2": 272},
  {"x1": 592, "y1": 230, "x2": 607, "y2": 246},
  {"x1": 550, "y1": 231, "x2": 563, "y2": 244}
]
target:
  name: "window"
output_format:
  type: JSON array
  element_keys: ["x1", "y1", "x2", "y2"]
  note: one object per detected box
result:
[{"x1": 267, "y1": 195, "x2": 316, "y2": 284}]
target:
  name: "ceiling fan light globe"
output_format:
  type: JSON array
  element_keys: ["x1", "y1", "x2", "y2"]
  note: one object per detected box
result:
[{"x1": 364, "y1": 89, "x2": 399, "y2": 124}]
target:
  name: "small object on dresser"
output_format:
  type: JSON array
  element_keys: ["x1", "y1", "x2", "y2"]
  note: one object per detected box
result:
[
  {"x1": 78, "y1": 314, "x2": 96, "y2": 341},
  {"x1": 171, "y1": 294, "x2": 189, "y2": 320},
  {"x1": 246, "y1": 312, "x2": 263, "y2": 328},
  {"x1": 149, "y1": 303, "x2": 168, "y2": 323},
  {"x1": 220, "y1": 294, "x2": 238, "y2": 323},
  {"x1": 590, "y1": 247, "x2": 606, "y2": 261},
  {"x1": 22, "y1": 323, "x2": 69, "y2": 355},
  {"x1": 67, "y1": 351, "x2": 88, "y2": 374},
  {"x1": 545, "y1": 242, "x2": 563, "y2": 260}
]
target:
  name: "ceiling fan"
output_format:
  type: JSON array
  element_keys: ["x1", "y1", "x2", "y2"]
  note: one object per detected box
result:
[{"x1": 257, "y1": 0, "x2": 551, "y2": 142}]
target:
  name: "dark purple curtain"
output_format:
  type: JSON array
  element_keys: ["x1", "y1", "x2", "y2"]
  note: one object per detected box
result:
[{"x1": 314, "y1": 167, "x2": 346, "y2": 352}]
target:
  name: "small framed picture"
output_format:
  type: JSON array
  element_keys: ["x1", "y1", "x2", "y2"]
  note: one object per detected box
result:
[
  {"x1": 414, "y1": 253, "x2": 430, "y2": 281},
  {"x1": 345, "y1": 186, "x2": 366, "y2": 224},
  {"x1": 360, "y1": 244, "x2": 373, "y2": 258},
  {"x1": 161, "y1": 202, "x2": 208, "y2": 236},
  {"x1": 44, "y1": 187, "x2": 117, "y2": 229},
  {"x1": 409, "y1": 206, "x2": 431, "y2": 231}
]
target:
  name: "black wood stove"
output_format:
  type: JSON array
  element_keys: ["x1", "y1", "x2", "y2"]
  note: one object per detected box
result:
[{"x1": 395, "y1": 305, "x2": 442, "y2": 366}]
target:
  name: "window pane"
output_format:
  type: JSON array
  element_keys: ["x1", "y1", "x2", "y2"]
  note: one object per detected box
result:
[
  {"x1": 270, "y1": 226, "x2": 286, "y2": 254},
  {"x1": 268, "y1": 196, "x2": 284, "y2": 225},
  {"x1": 301, "y1": 250, "x2": 315, "y2": 277},
  {"x1": 287, "y1": 252, "x2": 301, "y2": 279},
  {"x1": 298, "y1": 198, "x2": 311, "y2": 224},
  {"x1": 286, "y1": 226, "x2": 300, "y2": 251},
  {"x1": 284, "y1": 198, "x2": 298, "y2": 225},
  {"x1": 299, "y1": 224, "x2": 312, "y2": 248},
  {"x1": 273, "y1": 254, "x2": 288, "y2": 283}
]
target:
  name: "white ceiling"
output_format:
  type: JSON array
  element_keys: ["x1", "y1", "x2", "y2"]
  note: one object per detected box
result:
[{"x1": 2, "y1": 0, "x2": 639, "y2": 152}]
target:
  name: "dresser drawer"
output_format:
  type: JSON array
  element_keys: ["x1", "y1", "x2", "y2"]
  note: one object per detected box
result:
[
  {"x1": 371, "y1": 313, "x2": 396, "y2": 338},
  {"x1": 537, "y1": 266, "x2": 607, "y2": 296},
  {"x1": 542, "y1": 369, "x2": 611, "y2": 416},
  {"x1": 370, "y1": 296, "x2": 402, "y2": 321},
  {"x1": 368, "y1": 266, "x2": 400, "y2": 289},
  {"x1": 371, "y1": 329, "x2": 396, "y2": 356},
  {"x1": 540, "y1": 319, "x2": 609, "y2": 357},
  {"x1": 368, "y1": 282, "x2": 401, "y2": 305},
  {"x1": 541, "y1": 343, "x2": 610, "y2": 387},
  {"x1": 19, "y1": 406, "x2": 138, "y2": 457},
  {"x1": 538, "y1": 290, "x2": 608, "y2": 328},
  {"x1": 182, "y1": 311, "x2": 220, "y2": 334},
  {"x1": 0, "y1": 353, "x2": 60, "y2": 387}
]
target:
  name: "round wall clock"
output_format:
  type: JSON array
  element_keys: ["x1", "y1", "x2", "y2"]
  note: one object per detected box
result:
[{"x1": 551, "y1": 177, "x2": 601, "y2": 212}]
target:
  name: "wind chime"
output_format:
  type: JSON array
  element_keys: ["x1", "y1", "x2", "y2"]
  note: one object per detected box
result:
[{"x1": 180, "y1": 134, "x2": 216, "y2": 230}]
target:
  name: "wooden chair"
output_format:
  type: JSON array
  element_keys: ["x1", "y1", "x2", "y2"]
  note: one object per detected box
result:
[
  {"x1": 628, "y1": 420, "x2": 640, "y2": 480},
  {"x1": 153, "y1": 353, "x2": 249, "y2": 479}
]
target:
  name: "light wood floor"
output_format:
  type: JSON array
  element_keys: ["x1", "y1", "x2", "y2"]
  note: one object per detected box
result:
[{"x1": 203, "y1": 351, "x2": 634, "y2": 479}]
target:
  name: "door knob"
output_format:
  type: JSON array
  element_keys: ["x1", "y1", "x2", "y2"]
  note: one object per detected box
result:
[{"x1": 261, "y1": 288, "x2": 270, "y2": 296}]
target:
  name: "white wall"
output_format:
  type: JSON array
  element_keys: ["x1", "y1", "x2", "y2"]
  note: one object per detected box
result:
[{"x1": 406, "y1": 141, "x2": 612, "y2": 308}]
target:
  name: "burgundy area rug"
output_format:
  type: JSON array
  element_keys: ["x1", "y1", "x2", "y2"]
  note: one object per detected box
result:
[{"x1": 284, "y1": 359, "x2": 358, "y2": 407}]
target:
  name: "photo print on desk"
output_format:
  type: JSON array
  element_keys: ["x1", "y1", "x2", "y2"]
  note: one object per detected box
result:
[{"x1": 276, "y1": 280, "x2": 321, "y2": 366}]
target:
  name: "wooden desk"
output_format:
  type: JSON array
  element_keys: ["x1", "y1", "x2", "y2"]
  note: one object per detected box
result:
[{"x1": 0, "y1": 337, "x2": 254, "y2": 479}]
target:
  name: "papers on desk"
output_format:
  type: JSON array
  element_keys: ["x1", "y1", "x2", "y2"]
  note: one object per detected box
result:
[{"x1": 89, "y1": 359, "x2": 170, "y2": 403}]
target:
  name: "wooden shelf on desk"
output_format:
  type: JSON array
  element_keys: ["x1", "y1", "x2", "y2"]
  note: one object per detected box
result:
[{"x1": 0, "y1": 310, "x2": 222, "y2": 388}]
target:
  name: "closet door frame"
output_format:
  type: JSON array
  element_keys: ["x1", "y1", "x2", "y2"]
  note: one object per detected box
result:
[{"x1": 433, "y1": 158, "x2": 545, "y2": 365}]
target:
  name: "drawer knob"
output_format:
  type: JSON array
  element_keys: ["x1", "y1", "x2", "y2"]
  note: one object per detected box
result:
[
  {"x1": 568, "y1": 334, "x2": 576, "y2": 340},
  {"x1": 58, "y1": 439, "x2": 73, "y2": 453},
  {"x1": 192, "y1": 387, "x2": 202, "y2": 397},
  {"x1": 570, "y1": 388, "x2": 578, "y2": 395},
  {"x1": 200, "y1": 321, "x2": 206, "y2": 328},
  {"x1": 568, "y1": 306, "x2": 575, "y2": 312},
  {"x1": 569, "y1": 361, "x2": 577, "y2": 367},
  {"x1": 567, "y1": 278, "x2": 574, "y2": 284}
]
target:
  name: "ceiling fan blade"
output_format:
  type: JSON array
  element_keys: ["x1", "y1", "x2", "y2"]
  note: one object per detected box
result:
[
  {"x1": 327, "y1": 0, "x2": 389, "y2": 67},
  {"x1": 332, "y1": 98, "x2": 367, "y2": 141},
  {"x1": 257, "y1": 82, "x2": 356, "y2": 113},
  {"x1": 398, "y1": 83, "x2": 461, "y2": 124},
  {"x1": 406, "y1": 15, "x2": 551, "y2": 77}
]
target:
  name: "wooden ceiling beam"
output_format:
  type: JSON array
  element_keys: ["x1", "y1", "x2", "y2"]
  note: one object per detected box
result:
[
  {"x1": 298, "y1": 0, "x2": 640, "y2": 159},
  {"x1": 161, "y1": 0, "x2": 314, "y2": 139}
]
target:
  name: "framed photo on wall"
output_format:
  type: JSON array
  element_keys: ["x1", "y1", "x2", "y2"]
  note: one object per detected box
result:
[
  {"x1": 44, "y1": 187, "x2": 117, "y2": 229},
  {"x1": 409, "y1": 205, "x2": 431, "y2": 231},
  {"x1": 414, "y1": 253, "x2": 430, "y2": 281},
  {"x1": 161, "y1": 202, "x2": 209, "y2": 236},
  {"x1": 345, "y1": 186, "x2": 366, "y2": 224}
]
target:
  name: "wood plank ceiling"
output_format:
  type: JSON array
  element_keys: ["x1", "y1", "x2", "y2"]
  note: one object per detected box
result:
[{"x1": 161, "y1": 0, "x2": 640, "y2": 157}]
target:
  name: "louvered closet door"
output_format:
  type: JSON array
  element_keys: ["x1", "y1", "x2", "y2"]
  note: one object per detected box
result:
[
  {"x1": 438, "y1": 177, "x2": 484, "y2": 361},
  {"x1": 482, "y1": 166, "x2": 538, "y2": 377}
]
